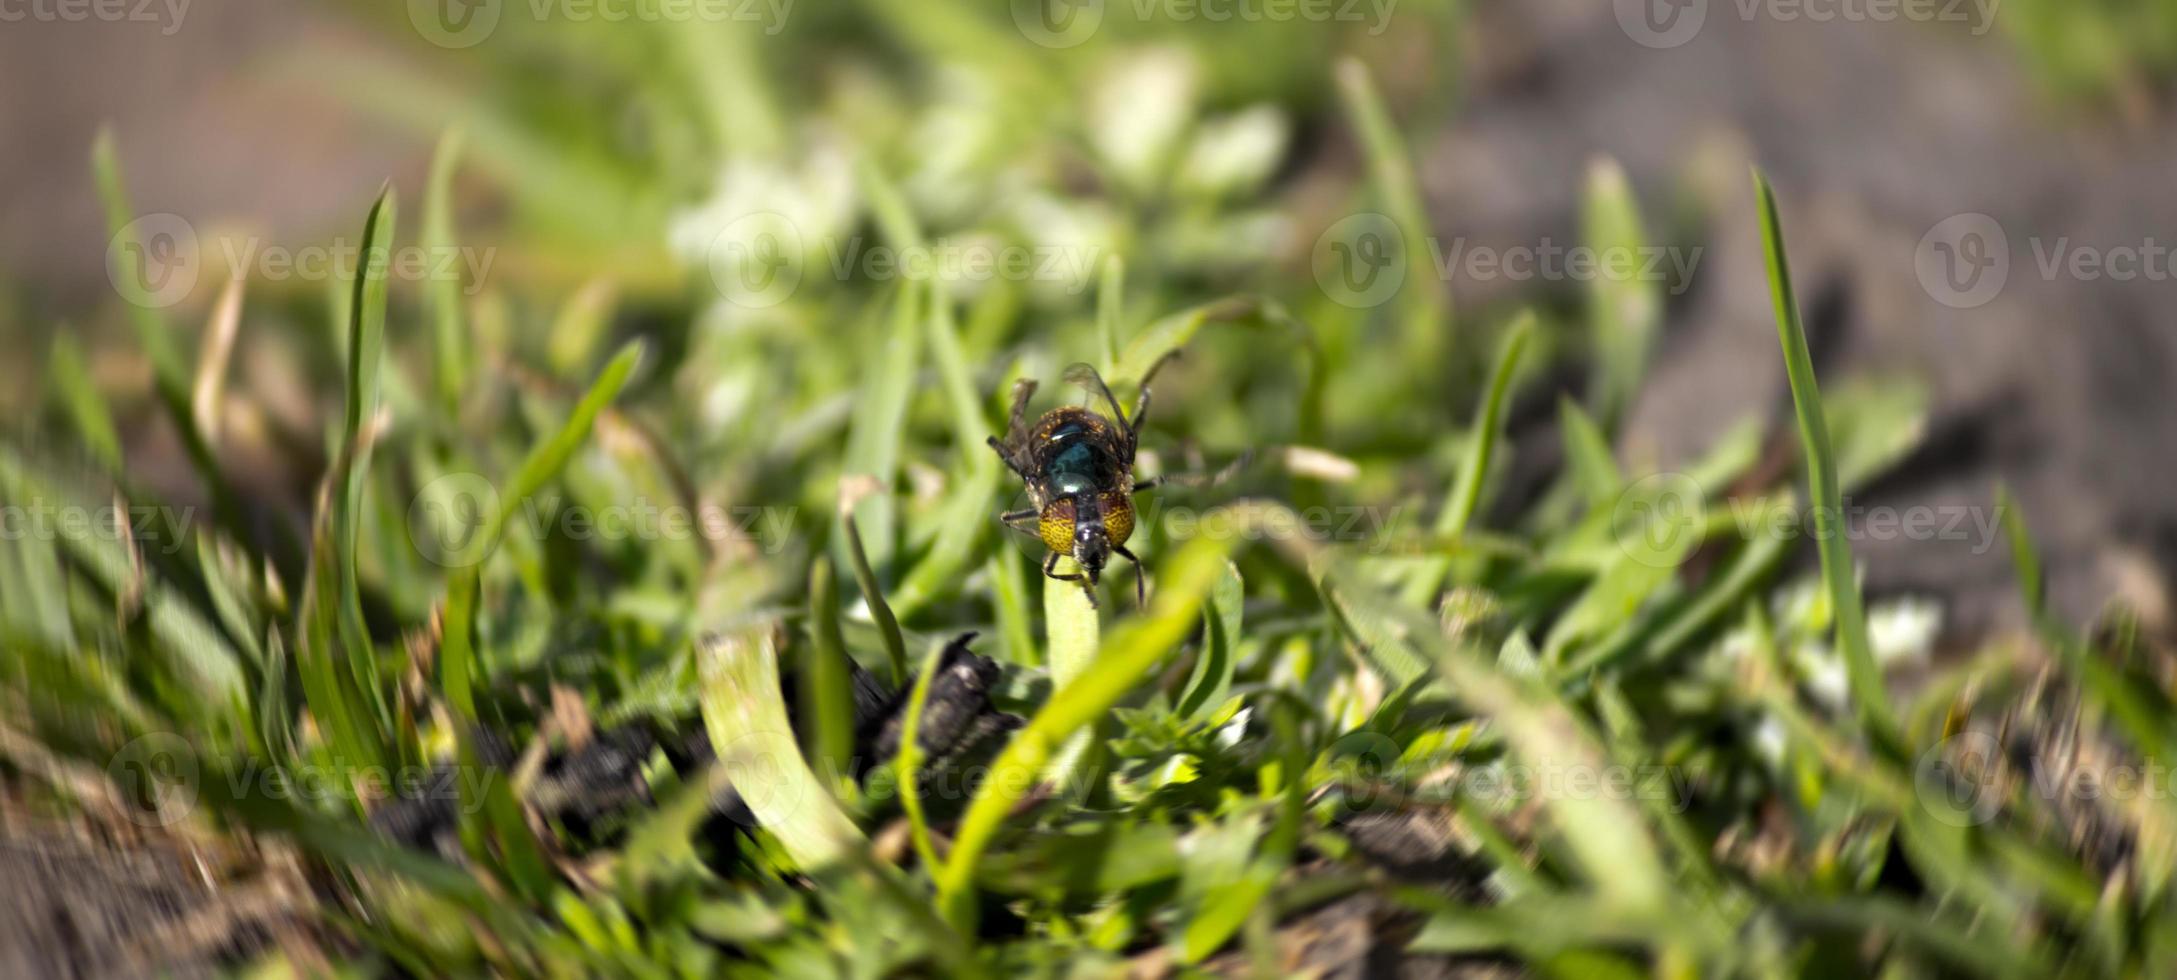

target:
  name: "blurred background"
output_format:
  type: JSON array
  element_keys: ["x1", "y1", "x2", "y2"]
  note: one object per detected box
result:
[
  {"x1": 7, "y1": 0, "x2": 2173, "y2": 641},
  {"x1": 7, "y1": 0, "x2": 2177, "y2": 974}
]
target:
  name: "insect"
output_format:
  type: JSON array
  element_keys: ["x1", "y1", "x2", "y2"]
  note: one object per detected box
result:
[{"x1": 987, "y1": 354, "x2": 1180, "y2": 609}]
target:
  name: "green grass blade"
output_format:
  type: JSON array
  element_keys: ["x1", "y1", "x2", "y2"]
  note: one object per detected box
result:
[
  {"x1": 1335, "y1": 59, "x2": 1449, "y2": 364},
  {"x1": 802, "y1": 557, "x2": 857, "y2": 790},
  {"x1": 424, "y1": 128, "x2": 471, "y2": 417},
  {"x1": 839, "y1": 281, "x2": 924, "y2": 574},
  {"x1": 47, "y1": 333, "x2": 122, "y2": 471},
  {"x1": 697, "y1": 629, "x2": 865, "y2": 872},
  {"x1": 894, "y1": 637, "x2": 951, "y2": 874},
  {"x1": 1097, "y1": 256, "x2": 1124, "y2": 375},
  {"x1": 1404, "y1": 312, "x2": 1533, "y2": 606},
  {"x1": 1752, "y1": 168, "x2": 1898, "y2": 754},
  {"x1": 475, "y1": 340, "x2": 645, "y2": 559},
  {"x1": 840, "y1": 506, "x2": 907, "y2": 685},
  {"x1": 1582, "y1": 157, "x2": 1661, "y2": 428},
  {"x1": 937, "y1": 526, "x2": 1254, "y2": 927}
]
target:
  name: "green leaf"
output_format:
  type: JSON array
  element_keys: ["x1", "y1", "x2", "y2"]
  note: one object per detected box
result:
[
  {"x1": 1174, "y1": 559, "x2": 1243, "y2": 721},
  {"x1": 696, "y1": 629, "x2": 865, "y2": 872},
  {"x1": 1582, "y1": 157, "x2": 1661, "y2": 428},
  {"x1": 1404, "y1": 312, "x2": 1533, "y2": 606},
  {"x1": 1752, "y1": 168, "x2": 1897, "y2": 754},
  {"x1": 423, "y1": 127, "x2": 470, "y2": 417}
]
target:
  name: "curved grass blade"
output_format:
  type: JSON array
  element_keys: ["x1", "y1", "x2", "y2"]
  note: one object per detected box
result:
[
  {"x1": 1752, "y1": 169, "x2": 1898, "y2": 755},
  {"x1": 696, "y1": 629, "x2": 865, "y2": 872},
  {"x1": 48, "y1": 333, "x2": 122, "y2": 470},
  {"x1": 1582, "y1": 157, "x2": 1661, "y2": 428},
  {"x1": 936, "y1": 524, "x2": 1262, "y2": 928},
  {"x1": 803, "y1": 556, "x2": 856, "y2": 790},
  {"x1": 1335, "y1": 59, "x2": 1449, "y2": 363},
  {"x1": 424, "y1": 128, "x2": 471, "y2": 418},
  {"x1": 1403, "y1": 312, "x2": 1533, "y2": 606}
]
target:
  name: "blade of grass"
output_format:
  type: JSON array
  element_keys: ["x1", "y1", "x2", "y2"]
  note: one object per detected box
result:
[
  {"x1": 93, "y1": 130, "x2": 278, "y2": 572},
  {"x1": 1403, "y1": 311, "x2": 1533, "y2": 606},
  {"x1": 696, "y1": 628, "x2": 865, "y2": 871},
  {"x1": 1752, "y1": 169, "x2": 1898, "y2": 755},
  {"x1": 1335, "y1": 60, "x2": 1449, "y2": 365},
  {"x1": 936, "y1": 521, "x2": 1269, "y2": 928},
  {"x1": 1582, "y1": 157, "x2": 1660, "y2": 428},
  {"x1": 839, "y1": 281, "x2": 924, "y2": 575},
  {"x1": 423, "y1": 128, "x2": 470, "y2": 418},
  {"x1": 894, "y1": 635, "x2": 954, "y2": 874},
  {"x1": 1097, "y1": 256, "x2": 1124, "y2": 376},
  {"x1": 838, "y1": 496, "x2": 907, "y2": 685},
  {"x1": 47, "y1": 333, "x2": 122, "y2": 471},
  {"x1": 440, "y1": 341, "x2": 644, "y2": 708},
  {"x1": 335, "y1": 187, "x2": 398, "y2": 739},
  {"x1": 802, "y1": 556, "x2": 856, "y2": 791}
]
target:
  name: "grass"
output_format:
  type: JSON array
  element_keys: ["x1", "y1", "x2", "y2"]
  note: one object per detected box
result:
[{"x1": 5, "y1": 8, "x2": 2176, "y2": 975}]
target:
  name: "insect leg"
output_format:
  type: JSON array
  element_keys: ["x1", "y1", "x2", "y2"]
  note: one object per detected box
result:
[
  {"x1": 986, "y1": 436, "x2": 1032, "y2": 481},
  {"x1": 1126, "y1": 349, "x2": 1182, "y2": 440},
  {"x1": 999, "y1": 508, "x2": 1040, "y2": 537},
  {"x1": 1041, "y1": 552, "x2": 1098, "y2": 609},
  {"x1": 1112, "y1": 544, "x2": 1147, "y2": 608}
]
